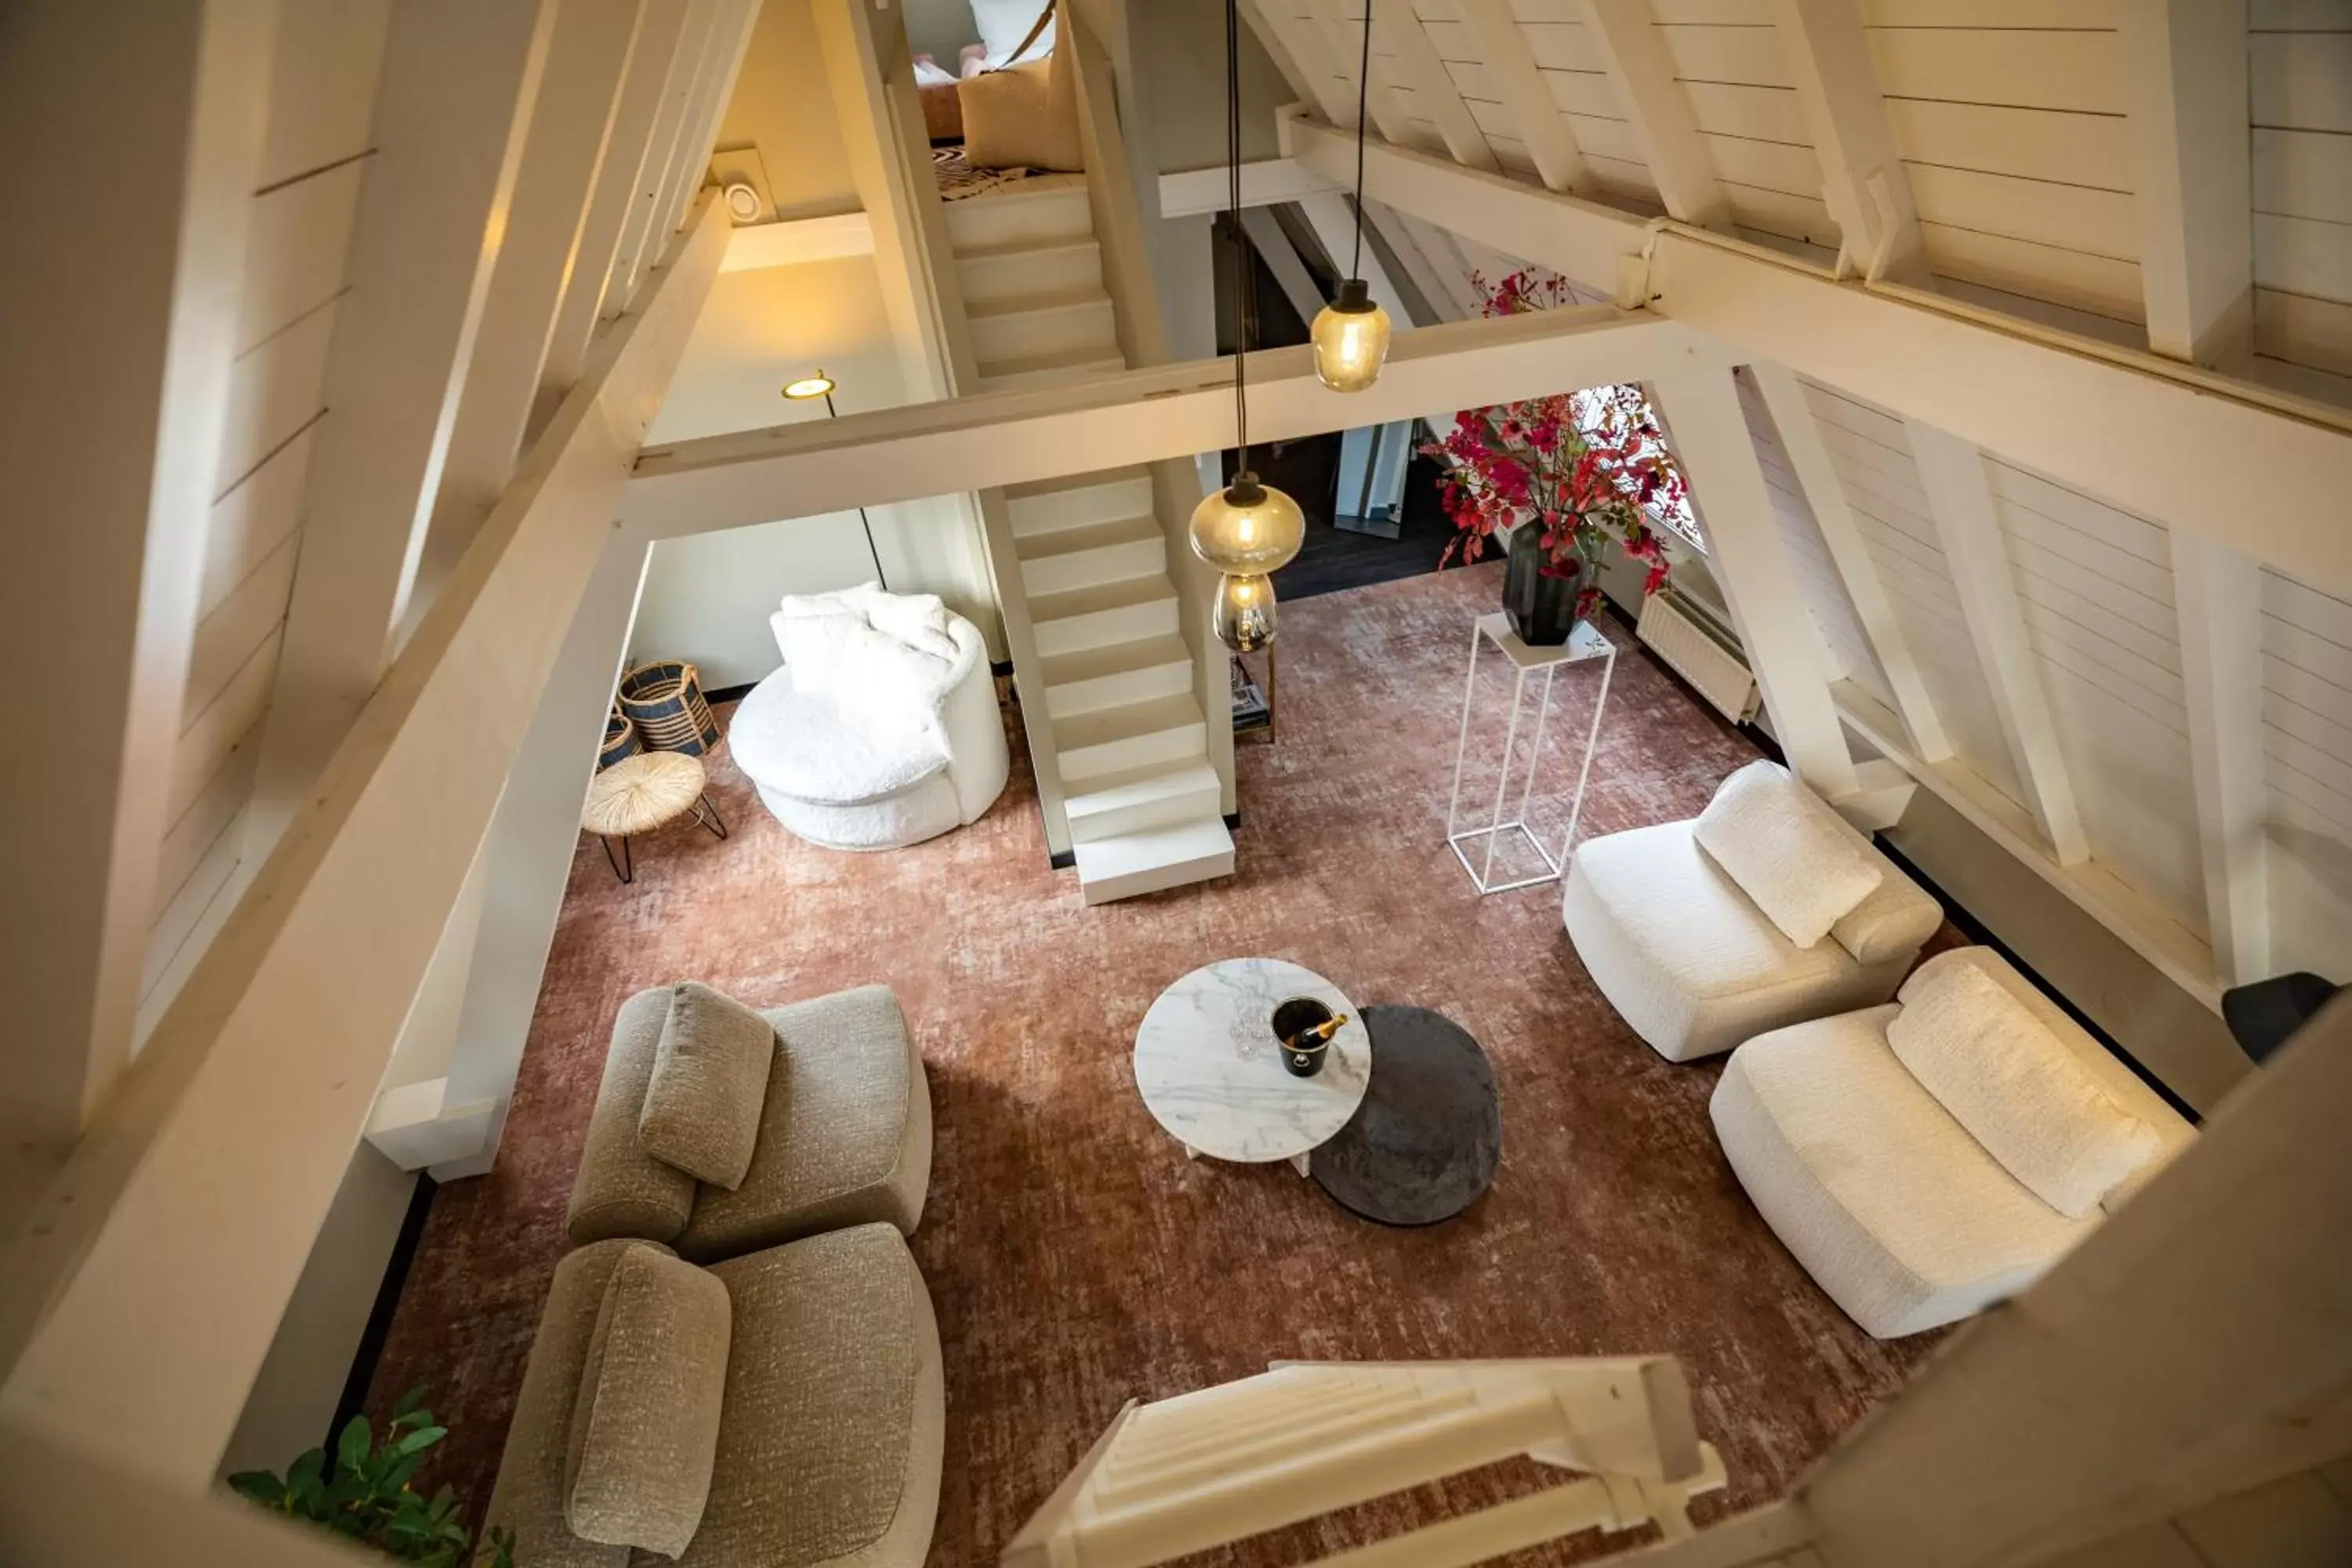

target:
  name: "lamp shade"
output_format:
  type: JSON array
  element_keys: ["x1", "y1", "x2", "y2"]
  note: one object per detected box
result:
[
  {"x1": 1187, "y1": 473, "x2": 1305, "y2": 575},
  {"x1": 1213, "y1": 572, "x2": 1278, "y2": 651},
  {"x1": 1310, "y1": 278, "x2": 1391, "y2": 393},
  {"x1": 782, "y1": 372, "x2": 837, "y2": 401}
]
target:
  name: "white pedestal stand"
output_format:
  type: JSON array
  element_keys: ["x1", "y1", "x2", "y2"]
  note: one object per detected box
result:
[{"x1": 1445, "y1": 612, "x2": 1617, "y2": 895}]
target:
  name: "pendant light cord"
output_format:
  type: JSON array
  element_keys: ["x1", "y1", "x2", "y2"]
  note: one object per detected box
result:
[
  {"x1": 1353, "y1": 0, "x2": 1371, "y2": 278},
  {"x1": 1226, "y1": 0, "x2": 1250, "y2": 474}
]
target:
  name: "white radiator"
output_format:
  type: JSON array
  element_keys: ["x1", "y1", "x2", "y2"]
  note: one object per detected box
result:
[{"x1": 1637, "y1": 590, "x2": 1760, "y2": 724}]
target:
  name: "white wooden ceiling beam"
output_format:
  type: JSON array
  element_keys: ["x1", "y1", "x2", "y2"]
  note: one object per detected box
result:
[
  {"x1": 2169, "y1": 534, "x2": 2271, "y2": 987},
  {"x1": 1304, "y1": 0, "x2": 1421, "y2": 152},
  {"x1": 1748, "y1": 361, "x2": 1951, "y2": 761},
  {"x1": 624, "y1": 306, "x2": 1711, "y2": 535},
  {"x1": 1240, "y1": 0, "x2": 1356, "y2": 127},
  {"x1": 1279, "y1": 113, "x2": 2352, "y2": 597},
  {"x1": 2118, "y1": 0, "x2": 2254, "y2": 369},
  {"x1": 1580, "y1": 0, "x2": 1731, "y2": 230},
  {"x1": 1160, "y1": 158, "x2": 1337, "y2": 219},
  {"x1": 1904, "y1": 420, "x2": 2089, "y2": 865},
  {"x1": 0, "y1": 0, "x2": 274, "y2": 1226},
  {"x1": 1372, "y1": 1, "x2": 1501, "y2": 173},
  {"x1": 1363, "y1": 198, "x2": 1468, "y2": 321},
  {"x1": 1652, "y1": 366, "x2": 1861, "y2": 797},
  {"x1": 1766, "y1": 0, "x2": 1925, "y2": 283},
  {"x1": 248, "y1": 0, "x2": 561, "y2": 860},
  {"x1": 537, "y1": 0, "x2": 692, "y2": 411},
  {"x1": 1454, "y1": 0, "x2": 1587, "y2": 194},
  {"x1": 0, "y1": 199, "x2": 731, "y2": 1487},
  {"x1": 412, "y1": 0, "x2": 649, "y2": 633}
]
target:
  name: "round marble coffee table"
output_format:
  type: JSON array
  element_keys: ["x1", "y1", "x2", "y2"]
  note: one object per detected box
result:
[{"x1": 1133, "y1": 958, "x2": 1371, "y2": 1175}]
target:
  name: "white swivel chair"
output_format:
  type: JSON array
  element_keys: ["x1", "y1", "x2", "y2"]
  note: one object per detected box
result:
[
  {"x1": 1563, "y1": 759, "x2": 1944, "y2": 1062},
  {"x1": 728, "y1": 586, "x2": 1009, "y2": 851}
]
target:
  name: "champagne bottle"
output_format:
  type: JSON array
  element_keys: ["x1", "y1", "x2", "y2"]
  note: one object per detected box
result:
[{"x1": 1287, "y1": 1012, "x2": 1348, "y2": 1050}]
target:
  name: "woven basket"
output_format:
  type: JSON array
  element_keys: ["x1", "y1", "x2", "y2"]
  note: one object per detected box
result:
[
  {"x1": 617, "y1": 660, "x2": 720, "y2": 756},
  {"x1": 598, "y1": 706, "x2": 641, "y2": 771}
]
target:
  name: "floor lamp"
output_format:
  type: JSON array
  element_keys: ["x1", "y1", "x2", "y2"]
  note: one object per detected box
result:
[{"x1": 782, "y1": 369, "x2": 887, "y2": 590}]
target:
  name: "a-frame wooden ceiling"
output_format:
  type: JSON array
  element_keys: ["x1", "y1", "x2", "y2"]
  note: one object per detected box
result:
[{"x1": 1244, "y1": 0, "x2": 2351, "y2": 408}]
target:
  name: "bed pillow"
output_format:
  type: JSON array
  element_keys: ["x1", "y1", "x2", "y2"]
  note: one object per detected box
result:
[
  {"x1": 960, "y1": 58, "x2": 1082, "y2": 172},
  {"x1": 1889, "y1": 955, "x2": 2163, "y2": 1218},
  {"x1": 844, "y1": 584, "x2": 960, "y2": 659},
  {"x1": 1690, "y1": 760, "x2": 1884, "y2": 948},
  {"x1": 564, "y1": 1246, "x2": 731, "y2": 1557},
  {"x1": 638, "y1": 982, "x2": 773, "y2": 1189}
]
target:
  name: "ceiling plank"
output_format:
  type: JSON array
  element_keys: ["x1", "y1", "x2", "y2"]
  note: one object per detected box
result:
[
  {"x1": 1766, "y1": 0, "x2": 1926, "y2": 283},
  {"x1": 1653, "y1": 365, "x2": 1862, "y2": 797},
  {"x1": 2118, "y1": 0, "x2": 2255, "y2": 368},
  {"x1": 1373, "y1": 2, "x2": 1502, "y2": 172},
  {"x1": 1454, "y1": 0, "x2": 1588, "y2": 193},
  {"x1": 1903, "y1": 419, "x2": 2089, "y2": 865},
  {"x1": 1303, "y1": 0, "x2": 1421, "y2": 151},
  {"x1": 1749, "y1": 361, "x2": 1951, "y2": 760},
  {"x1": 1580, "y1": 0, "x2": 1732, "y2": 229},
  {"x1": 2169, "y1": 534, "x2": 2271, "y2": 987}
]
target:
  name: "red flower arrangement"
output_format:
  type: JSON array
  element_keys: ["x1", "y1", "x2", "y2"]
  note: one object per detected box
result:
[{"x1": 1419, "y1": 269, "x2": 1690, "y2": 620}]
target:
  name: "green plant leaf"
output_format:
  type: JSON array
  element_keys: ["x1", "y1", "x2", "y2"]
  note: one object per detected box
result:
[
  {"x1": 226, "y1": 1470, "x2": 286, "y2": 1506},
  {"x1": 393, "y1": 1385, "x2": 429, "y2": 1421},
  {"x1": 383, "y1": 1451, "x2": 424, "y2": 1494},
  {"x1": 394, "y1": 1425, "x2": 448, "y2": 1457},
  {"x1": 286, "y1": 1448, "x2": 326, "y2": 1491},
  {"x1": 336, "y1": 1414, "x2": 372, "y2": 1475},
  {"x1": 426, "y1": 1484, "x2": 457, "y2": 1523}
]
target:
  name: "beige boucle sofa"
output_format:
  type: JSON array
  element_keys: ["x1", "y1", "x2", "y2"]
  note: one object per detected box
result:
[
  {"x1": 485, "y1": 1227, "x2": 944, "y2": 1568},
  {"x1": 568, "y1": 982, "x2": 931, "y2": 1261}
]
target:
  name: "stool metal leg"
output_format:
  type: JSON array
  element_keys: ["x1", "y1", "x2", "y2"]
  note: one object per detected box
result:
[
  {"x1": 601, "y1": 834, "x2": 633, "y2": 883},
  {"x1": 690, "y1": 793, "x2": 729, "y2": 840}
]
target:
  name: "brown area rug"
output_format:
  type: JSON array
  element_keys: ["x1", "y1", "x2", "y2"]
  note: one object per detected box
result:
[{"x1": 366, "y1": 564, "x2": 1948, "y2": 1563}]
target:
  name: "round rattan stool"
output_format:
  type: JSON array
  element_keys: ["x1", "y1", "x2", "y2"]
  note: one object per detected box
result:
[{"x1": 581, "y1": 751, "x2": 728, "y2": 882}]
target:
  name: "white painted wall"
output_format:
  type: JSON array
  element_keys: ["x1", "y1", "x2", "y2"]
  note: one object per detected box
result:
[{"x1": 630, "y1": 510, "x2": 880, "y2": 688}]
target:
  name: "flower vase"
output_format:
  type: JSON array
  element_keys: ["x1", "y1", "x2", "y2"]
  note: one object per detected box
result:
[{"x1": 1501, "y1": 522, "x2": 1582, "y2": 646}]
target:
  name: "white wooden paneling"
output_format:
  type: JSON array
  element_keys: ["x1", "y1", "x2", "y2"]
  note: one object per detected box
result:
[
  {"x1": 168, "y1": 630, "x2": 281, "y2": 828},
  {"x1": 153, "y1": 737, "x2": 261, "y2": 935},
  {"x1": 2120, "y1": 1, "x2": 2252, "y2": 365},
  {"x1": 2262, "y1": 567, "x2": 2352, "y2": 841},
  {"x1": 1800, "y1": 379, "x2": 2025, "y2": 804},
  {"x1": 2255, "y1": 214, "x2": 2352, "y2": 307},
  {"x1": 1454, "y1": 0, "x2": 1586, "y2": 191},
  {"x1": 1901, "y1": 164, "x2": 2136, "y2": 263},
  {"x1": 1867, "y1": 28, "x2": 2125, "y2": 116},
  {"x1": 255, "y1": 0, "x2": 393, "y2": 191},
  {"x1": 1659, "y1": 23, "x2": 1792, "y2": 89},
  {"x1": 183, "y1": 537, "x2": 298, "y2": 730},
  {"x1": 201, "y1": 419, "x2": 318, "y2": 618},
  {"x1": 2255, "y1": 289, "x2": 2352, "y2": 379},
  {"x1": 1881, "y1": 99, "x2": 2134, "y2": 191},
  {"x1": 2250, "y1": 31, "x2": 2352, "y2": 135},
  {"x1": 1584, "y1": 0, "x2": 1733, "y2": 227},
  {"x1": 1915, "y1": 220, "x2": 2144, "y2": 323},
  {"x1": 238, "y1": 161, "x2": 366, "y2": 354},
  {"x1": 2253, "y1": 128, "x2": 2352, "y2": 227},
  {"x1": 216, "y1": 302, "x2": 338, "y2": 494}
]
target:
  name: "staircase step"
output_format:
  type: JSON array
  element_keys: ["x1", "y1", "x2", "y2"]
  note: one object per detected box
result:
[
  {"x1": 1052, "y1": 692, "x2": 1206, "y2": 782},
  {"x1": 1007, "y1": 469, "x2": 1156, "y2": 539},
  {"x1": 1020, "y1": 517, "x2": 1166, "y2": 597},
  {"x1": 968, "y1": 287, "x2": 1120, "y2": 368},
  {"x1": 956, "y1": 234, "x2": 1104, "y2": 307},
  {"x1": 943, "y1": 180, "x2": 1094, "y2": 252},
  {"x1": 1044, "y1": 632, "x2": 1195, "y2": 717},
  {"x1": 977, "y1": 345, "x2": 1127, "y2": 390},
  {"x1": 1031, "y1": 575, "x2": 1178, "y2": 657},
  {"x1": 1074, "y1": 815, "x2": 1236, "y2": 906},
  {"x1": 1063, "y1": 760, "x2": 1223, "y2": 844}
]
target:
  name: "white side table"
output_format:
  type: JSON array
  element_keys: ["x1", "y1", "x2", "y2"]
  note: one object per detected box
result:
[{"x1": 1445, "y1": 612, "x2": 1617, "y2": 895}]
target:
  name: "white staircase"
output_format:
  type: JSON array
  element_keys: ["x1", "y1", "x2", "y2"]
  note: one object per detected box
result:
[
  {"x1": 1003, "y1": 1359, "x2": 1729, "y2": 1567},
  {"x1": 945, "y1": 180, "x2": 1234, "y2": 904}
]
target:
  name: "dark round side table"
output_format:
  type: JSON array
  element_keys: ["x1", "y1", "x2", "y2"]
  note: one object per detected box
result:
[{"x1": 1310, "y1": 1004, "x2": 1501, "y2": 1225}]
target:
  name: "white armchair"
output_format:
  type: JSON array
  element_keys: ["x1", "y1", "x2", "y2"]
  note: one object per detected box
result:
[
  {"x1": 1562, "y1": 760, "x2": 1943, "y2": 1062},
  {"x1": 1711, "y1": 946, "x2": 2195, "y2": 1337},
  {"x1": 728, "y1": 586, "x2": 1010, "y2": 851}
]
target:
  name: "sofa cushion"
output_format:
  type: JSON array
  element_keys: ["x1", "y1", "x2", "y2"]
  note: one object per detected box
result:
[
  {"x1": 482, "y1": 1241, "x2": 658, "y2": 1568},
  {"x1": 1693, "y1": 760, "x2": 1884, "y2": 948},
  {"x1": 640, "y1": 982, "x2": 774, "y2": 1191},
  {"x1": 841, "y1": 585, "x2": 960, "y2": 660},
  {"x1": 684, "y1": 1225, "x2": 943, "y2": 1568},
  {"x1": 568, "y1": 990, "x2": 697, "y2": 1249},
  {"x1": 728, "y1": 677, "x2": 948, "y2": 808},
  {"x1": 774, "y1": 596, "x2": 864, "y2": 694},
  {"x1": 681, "y1": 985, "x2": 931, "y2": 1263},
  {"x1": 1890, "y1": 953, "x2": 2163, "y2": 1218},
  {"x1": 1711, "y1": 1008, "x2": 2096, "y2": 1338},
  {"x1": 563, "y1": 1246, "x2": 731, "y2": 1557}
]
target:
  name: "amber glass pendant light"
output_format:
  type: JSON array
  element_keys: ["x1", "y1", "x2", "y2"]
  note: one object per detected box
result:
[
  {"x1": 1309, "y1": 0, "x2": 1391, "y2": 392},
  {"x1": 1189, "y1": 0, "x2": 1305, "y2": 651}
]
